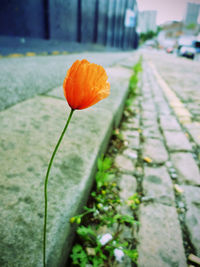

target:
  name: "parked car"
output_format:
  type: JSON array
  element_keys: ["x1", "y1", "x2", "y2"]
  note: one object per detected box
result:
[
  {"x1": 179, "y1": 45, "x2": 196, "y2": 58},
  {"x1": 194, "y1": 40, "x2": 200, "y2": 54},
  {"x1": 177, "y1": 36, "x2": 200, "y2": 59}
]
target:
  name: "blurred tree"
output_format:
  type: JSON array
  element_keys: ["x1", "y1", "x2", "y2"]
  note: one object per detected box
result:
[
  {"x1": 186, "y1": 23, "x2": 196, "y2": 30},
  {"x1": 139, "y1": 27, "x2": 161, "y2": 44}
]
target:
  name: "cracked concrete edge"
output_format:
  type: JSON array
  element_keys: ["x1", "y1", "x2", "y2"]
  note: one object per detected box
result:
[{"x1": 48, "y1": 115, "x2": 114, "y2": 267}]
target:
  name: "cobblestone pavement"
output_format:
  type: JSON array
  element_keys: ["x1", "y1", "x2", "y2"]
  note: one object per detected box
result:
[
  {"x1": 114, "y1": 52, "x2": 200, "y2": 266},
  {"x1": 144, "y1": 51, "x2": 200, "y2": 123}
]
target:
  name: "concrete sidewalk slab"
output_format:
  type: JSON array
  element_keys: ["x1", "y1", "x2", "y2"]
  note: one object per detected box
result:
[{"x1": 0, "y1": 62, "x2": 134, "y2": 266}]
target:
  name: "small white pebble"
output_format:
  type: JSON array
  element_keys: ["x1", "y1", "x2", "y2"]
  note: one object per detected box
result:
[
  {"x1": 130, "y1": 152, "x2": 137, "y2": 159},
  {"x1": 171, "y1": 173, "x2": 177, "y2": 179}
]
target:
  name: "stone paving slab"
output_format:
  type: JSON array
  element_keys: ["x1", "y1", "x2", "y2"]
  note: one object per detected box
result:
[
  {"x1": 115, "y1": 154, "x2": 135, "y2": 173},
  {"x1": 142, "y1": 110, "x2": 157, "y2": 121},
  {"x1": 141, "y1": 101, "x2": 156, "y2": 112},
  {"x1": 0, "y1": 62, "x2": 132, "y2": 266},
  {"x1": 143, "y1": 166, "x2": 175, "y2": 205},
  {"x1": 142, "y1": 118, "x2": 158, "y2": 129},
  {"x1": 119, "y1": 174, "x2": 137, "y2": 201},
  {"x1": 142, "y1": 125, "x2": 161, "y2": 139},
  {"x1": 182, "y1": 185, "x2": 200, "y2": 257},
  {"x1": 163, "y1": 130, "x2": 193, "y2": 151},
  {"x1": 143, "y1": 138, "x2": 168, "y2": 164},
  {"x1": 125, "y1": 135, "x2": 140, "y2": 150},
  {"x1": 157, "y1": 104, "x2": 172, "y2": 116},
  {"x1": 184, "y1": 122, "x2": 200, "y2": 146},
  {"x1": 171, "y1": 152, "x2": 200, "y2": 185},
  {"x1": 159, "y1": 115, "x2": 181, "y2": 131},
  {"x1": 121, "y1": 128, "x2": 140, "y2": 150},
  {"x1": 138, "y1": 203, "x2": 187, "y2": 267}
]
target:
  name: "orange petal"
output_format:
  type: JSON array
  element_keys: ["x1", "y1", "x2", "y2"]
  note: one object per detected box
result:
[{"x1": 63, "y1": 59, "x2": 110, "y2": 110}]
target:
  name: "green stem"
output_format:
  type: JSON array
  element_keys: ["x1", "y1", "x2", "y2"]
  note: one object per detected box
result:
[{"x1": 43, "y1": 108, "x2": 74, "y2": 267}]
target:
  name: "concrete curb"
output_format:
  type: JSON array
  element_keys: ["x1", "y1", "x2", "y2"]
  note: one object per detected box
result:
[
  {"x1": 0, "y1": 52, "x2": 134, "y2": 112},
  {"x1": 0, "y1": 54, "x2": 138, "y2": 266}
]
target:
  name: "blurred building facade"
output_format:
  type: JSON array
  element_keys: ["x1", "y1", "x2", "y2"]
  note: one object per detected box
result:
[
  {"x1": 0, "y1": 0, "x2": 139, "y2": 49},
  {"x1": 184, "y1": 2, "x2": 200, "y2": 25},
  {"x1": 137, "y1": 10, "x2": 157, "y2": 33},
  {"x1": 157, "y1": 21, "x2": 183, "y2": 49}
]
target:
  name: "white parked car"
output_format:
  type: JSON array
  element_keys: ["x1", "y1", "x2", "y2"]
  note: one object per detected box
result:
[{"x1": 179, "y1": 45, "x2": 196, "y2": 59}]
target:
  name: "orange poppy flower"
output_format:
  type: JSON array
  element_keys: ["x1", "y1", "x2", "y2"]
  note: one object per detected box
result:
[{"x1": 63, "y1": 59, "x2": 110, "y2": 110}]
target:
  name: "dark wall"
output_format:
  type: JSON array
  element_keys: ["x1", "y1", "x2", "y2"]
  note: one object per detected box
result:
[
  {"x1": 0, "y1": 0, "x2": 45, "y2": 38},
  {"x1": 97, "y1": 0, "x2": 108, "y2": 45},
  {"x1": 113, "y1": 0, "x2": 123, "y2": 47},
  {"x1": 48, "y1": 0, "x2": 78, "y2": 41},
  {"x1": 106, "y1": 0, "x2": 115, "y2": 47},
  {"x1": 0, "y1": 0, "x2": 138, "y2": 49},
  {"x1": 81, "y1": 0, "x2": 97, "y2": 43}
]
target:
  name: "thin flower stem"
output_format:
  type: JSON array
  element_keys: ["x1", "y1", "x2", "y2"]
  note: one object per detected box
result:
[{"x1": 43, "y1": 108, "x2": 74, "y2": 267}]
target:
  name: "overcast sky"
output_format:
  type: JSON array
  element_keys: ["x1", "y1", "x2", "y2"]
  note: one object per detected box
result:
[{"x1": 137, "y1": 0, "x2": 200, "y2": 25}]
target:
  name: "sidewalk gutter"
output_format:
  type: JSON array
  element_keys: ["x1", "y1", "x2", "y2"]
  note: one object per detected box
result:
[{"x1": 0, "y1": 55, "x2": 138, "y2": 266}]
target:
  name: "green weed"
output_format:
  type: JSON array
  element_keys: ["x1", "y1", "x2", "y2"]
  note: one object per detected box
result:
[
  {"x1": 126, "y1": 56, "x2": 143, "y2": 111},
  {"x1": 69, "y1": 155, "x2": 139, "y2": 266}
]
